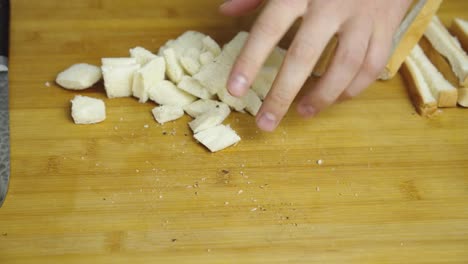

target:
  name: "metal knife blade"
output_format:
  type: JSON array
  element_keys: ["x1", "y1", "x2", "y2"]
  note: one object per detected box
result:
[{"x1": 0, "y1": 0, "x2": 10, "y2": 207}]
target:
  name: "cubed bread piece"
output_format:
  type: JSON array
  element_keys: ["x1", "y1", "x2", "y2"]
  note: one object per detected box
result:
[
  {"x1": 244, "y1": 90, "x2": 262, "y2": 116},
  {"x1": 265, "y1": 47, "x2": 286, "y2": 69},
  {"x1": 148, "y1": 80, "x2": 196, "y2": 107},
  {"x1": 252, "y1": 66, "x2": 278, "y2": 100},
  {"x1": 102, "y1": 64, "x2": 140, "y2": 98},
  {"x1": 199, "y1": 51, "x2": 215, "y2": 66},
  {"x1": 158, "y1": 31, "x2": 206, "y2": 59},
  {"x1": 56, "y1": 63, "x2": 102, "y2": 90},
  {"x1": 163, "y1": 48, "x2": 185, "y2": 84},
  {"x1": 183, "y1": 99, "x2": 225, "y2": 118},
  {"x1": 70, "y1": 95, "x2": 106, "y2": 124},
  {"x1": 101, "y1": 58, "x2": 138, "y2": 66},
  {"x1": 132, "y1": 57, "x2": 166, "y2": 103},
  {"x1": 177, "y1": 76, "x2": 212, "y2": 99},
  {"x1": 152, "y1": 105, "x2": 185, "y2": 124},
  {"x1": 180, "y1": 56, "x2": 201, "y2": 76},
  {"x1": 194, "y1": 125, "x2": 241, "y2": 153},
  {"x1": 189, "y1": 103, "x2": 231, "y2": 133},
  {"x1": 130, "y1": 46, "x2": 158, "y2": 66},
  {"x1": 223, "y1": 32, "x2": 249, "y2": 60},
  {"x1": 217, "y1": 87, "x2": 247, "y2": 112},
  {"x1": 203, "y1": 36, "x2": 222, "y2": 57}
]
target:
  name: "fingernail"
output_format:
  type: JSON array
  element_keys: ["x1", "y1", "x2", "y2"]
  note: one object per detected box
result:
[
  {"x1": 257, "y1": 112, "x2": 278, "y2": 131},
  {"x1": 228, "y1": 74, "x2": 248, "y2": 96},
  {"x1": 298, "y1": 104, "x2": 317, "y2": 117}
]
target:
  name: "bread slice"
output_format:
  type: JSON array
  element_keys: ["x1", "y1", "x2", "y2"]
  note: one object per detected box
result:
[
  {"x1": 152, "y1": 105, "x2": 184, "y2": 124},
  {"x1": 401, "y1": 56, "x2": 437, "y2": 116},
  {"x1": 458, "y1": 88, "x2": 468, "y2": 107},
  {"x1": 56, "y1": 63, "x2": 102, "y2": 90},
  {"x1": 189, "y1": 103, "x2": 231, "y2": 133},
  {"x1": 194, "y1": 125, "x2": 241, "y2": 153},
  {"x1": 70, "y1": 95, "x2": 106, "y2": 124},
  {"x1": 177, "y1": 76, "x2": 212, "y2": 100},
  {"x1": 450, "y1": 18, "x2": 468, "y2": 52},
  {"x1": 130, "y1": 46, "x2": 158, "y2": 66},
  {"x1": 148, "y1": 80, "x2": 196, "y2": 107},
  {"x1": 183, "y1": 99, "x2": 224, "y2": 118},
  {"x1": 424, "y1": 16, "x2": 468, "y2": 87},
  {"x1": 409, "y1": 45, "x2": 457, "y2": 107},
  {"x1": 102, "y1": 64, "x2": 140, "y2": 98},
  {"x1": 132, "y1": 57, "x2": 166, "y2": 103}
]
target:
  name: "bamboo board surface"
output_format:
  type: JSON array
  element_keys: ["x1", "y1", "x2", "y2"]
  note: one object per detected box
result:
[{"x1": 0, "y1": 1, "x2": 467, "y2": 263}]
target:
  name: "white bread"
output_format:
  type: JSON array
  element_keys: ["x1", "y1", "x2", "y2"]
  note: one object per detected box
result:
[
  {"x1": 132, "y1": 57, "x2": 166, "y2": 103},
  {"x1": 450, "y1": 18, "x2": 468, "y2": 52},
  {"x1": 424, "y1": 16, "x2": 468, "y2": 87},
  {"x1": 56, "y1": 63, "x2": 102, "y2": 90},
  {"x1": 102, "y1": 63, "x2": 140, "y2": 98},
  {"x1": 409, "y1": 45, "x2": 457, "y2": 107},
  {"x1": 401, "y1": 56, "x2": 437, "y2": 116},
  {"x1": 130, "y1": 46, "x2": 158, "y2": 66},
  {"x1": 177, "y1": 76, "x2": 212, "y2": 99},
  {"x1": 148, "y1": 80, "x2": 196, "y2": 107},
  {"x1": 71, "y1": 95, "x2": 106, "y2": 124},
  {"x1": 194, "y1": 125, "x2": 240, "y2": 153},
  {"x1": 152, "y1": 105, "x2": 184, "y2": 124},
  {"x1": 183, "y1": 99, "x2": 224, "y2": 118},
  {"x1": 189, "y1": 103, "x2": 231, "y2": 133}
]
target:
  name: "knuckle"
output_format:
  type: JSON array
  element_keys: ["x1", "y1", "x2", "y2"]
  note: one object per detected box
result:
[
  {"x1": 269, "y1": 89, "x2": 294, "y2": 106},
  {"x1": 288, "y1": 38, "x2": 317, "y2": 62},
  {"x1": 254, "y1": 19, "x2": 282, "y2": 38},
  {"x1": 362, "y1": 53, "x2": 387, "y2": 79},
  {"x1": 273, "y1": 0, "x2": 306, "y2": 12},
  {"x1": 338, "y1": 47, "x2": 364, "y2": 70}
]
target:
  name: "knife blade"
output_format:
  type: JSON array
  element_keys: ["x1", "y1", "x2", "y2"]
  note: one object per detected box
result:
[{"x1": 0, "y1": 0, "x2": 10, "y2": 207}]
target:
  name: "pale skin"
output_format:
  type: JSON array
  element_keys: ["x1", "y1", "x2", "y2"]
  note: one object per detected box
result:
[{"x1": 220, "y1": 0, "x2": 413, "y2": 131}]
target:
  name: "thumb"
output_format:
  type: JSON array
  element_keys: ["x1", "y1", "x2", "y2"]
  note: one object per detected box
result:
[{"x1": 219, "y1": 0, "x2": 264, "y2": 17}]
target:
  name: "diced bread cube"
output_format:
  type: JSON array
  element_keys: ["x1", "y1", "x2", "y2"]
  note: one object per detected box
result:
[
  {"x1": 132, "y1": 57, "x2": 166, "y2": 103},
  {"x1": 203, "y1": 36, "x2": 222, "y2": 57},
  {"x1": 252, "y1": 67, "x2": 278, "y2": 100},
  {"x1": 199, "y1": 52, "x2": 215, "y2": 66},
  {"x1": 148, "y1": 80, "x2": 196, "y2": 107},
  {"x1": 244, "y1": 90, "x2": 262, "y2": 116},
  {"x1": 102, "y1": 64, "x2": 140, "y2": 98},
  {"x1": 177, "y1": 76, "x2": 212, "y2": 99},
  {"x1": 189, "y1": 103, "x2": 231, "y2": 133},
  {"x1": 217, "y1": 87, "x2": 246, "y2": 112},
  {"x1": 70, "y1": 95, "x2": 106, "y2": 124},
  {"x1": 183, "y1": 99, "x2": 224, "y2": 118},
  {"x1": 163, "y1": 48, "x2": 185, "y2": 84},
  {"x1": 130, "y1": 46, "x2": 158, "y2": 66},
  {"x1": 223, "y1": 32, "x2": 249, "y2": 60},
  {"x1": 180, "y1": 56, "x2": 201, "y2": 76},
  {"x1": 265, "y1": 47, "x2": 286, "y2": 69},
  {"x1": 152, "y1": 105, "x2": 184, "y2": 124},
  {"x1": 194, "y1": 125, "x2": 241, "y2": 152},
  {"x1": 56, "y1": 63, "x2": 102, "y2": 90}
]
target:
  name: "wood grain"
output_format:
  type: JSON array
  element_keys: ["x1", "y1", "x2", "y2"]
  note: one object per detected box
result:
[{"x1": 0, "y1": 1, "x2": 468, "y2": 263}]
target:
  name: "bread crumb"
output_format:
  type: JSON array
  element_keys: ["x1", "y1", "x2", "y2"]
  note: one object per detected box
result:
[
  {"x1": 45, "y1": 81, "x2": 51, "y2": 87},
  {"x1": 237, "y1": 190, "x2": 244, "y2": 195},
  {"x1": 251, "y1": 207, "x2": 258, "y2": 212},
  {"x1": 224, "y1": 201, "x2": 229, "y2": 205},
  {"x1": 114, "y1": 126, "x2": 118, "y2": 131},
  {"x1": 316, "y1": 159, "x2": 324, "y2": 165},
  {"x1": 316, "y1": 186, "x2": 320, "y2": 192},
  {"x1": 144, "y1": 124, "x2": 149, "y2": 128},
  {"x1": 136, "y1": 169, "x2": 140, "y2": 173}
]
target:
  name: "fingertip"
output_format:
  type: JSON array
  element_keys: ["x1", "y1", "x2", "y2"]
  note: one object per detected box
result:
[
  {"x1": 227, "y1": 73, "x2": 249, "y2": 97},
  {"x1": 256, "y1": 112, "x2": 278, "y2": 132}
]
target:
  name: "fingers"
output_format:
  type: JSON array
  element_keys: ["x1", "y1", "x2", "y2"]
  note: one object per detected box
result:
[
  {"x1": 219, "y1": 0, "x2": 264, "y2": 17},
  {"x1": 338, "y1": 30, "x2": 392, "y2": 101},
  {"x1": 227, "y1": 0, "x2": 306, "y2": 97},
  {"x1": 297, "y1": 19, "x2": 372, "y2": 117},
  {"x1": 256, "y1": 14, "x2": 339, "y2": 131}
]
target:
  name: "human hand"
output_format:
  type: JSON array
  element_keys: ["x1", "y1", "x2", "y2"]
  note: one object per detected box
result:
[{"x1": 220, "y1": 0, "x2": 412, "y2": 131}]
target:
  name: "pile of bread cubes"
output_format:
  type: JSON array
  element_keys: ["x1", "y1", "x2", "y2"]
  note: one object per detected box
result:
[{"x1": 55, "y1": 31, "x2": 286, "y2": 153}]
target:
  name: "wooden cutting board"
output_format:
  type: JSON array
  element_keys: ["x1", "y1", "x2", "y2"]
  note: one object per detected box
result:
[{"x1": 1, "y1": 1, "x2": 467, "y2": 263}]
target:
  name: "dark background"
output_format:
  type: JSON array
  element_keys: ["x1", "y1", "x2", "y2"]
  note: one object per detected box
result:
[{"x1": 0, "y1": 0, "x2": 9, "y2": 57}]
